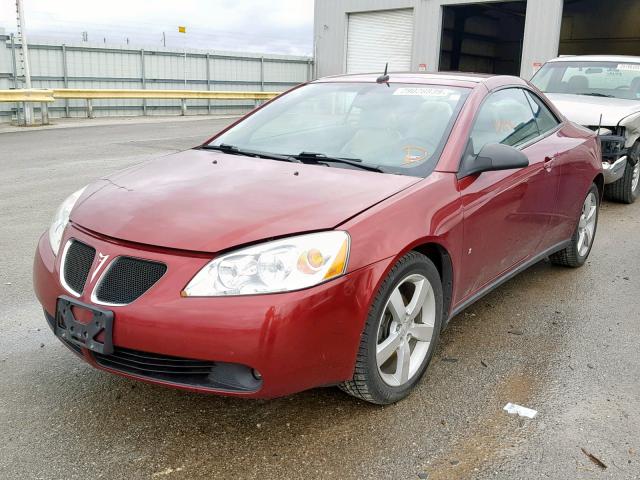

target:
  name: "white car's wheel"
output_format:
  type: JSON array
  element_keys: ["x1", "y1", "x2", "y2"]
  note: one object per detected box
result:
[{"x1": 605, "y1": 141, "x2": 640, "y2": 204}]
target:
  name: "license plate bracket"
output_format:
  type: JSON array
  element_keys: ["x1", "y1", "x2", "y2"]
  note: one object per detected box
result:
[{"x1": 55, "y1": 296, "x2": 114, "y2": 355}]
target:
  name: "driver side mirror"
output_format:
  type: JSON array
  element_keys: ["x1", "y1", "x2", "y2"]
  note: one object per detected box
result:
[{"x1": 458, "y1": 143, "x2": 529, "y2": 179}]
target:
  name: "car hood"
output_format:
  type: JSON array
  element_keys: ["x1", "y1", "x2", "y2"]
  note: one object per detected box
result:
[
  {"x1": 71, "y1": 149, "x2": 420, "y2": 253},
  {"x1": 545, "y1": 93, "x2": 640, "y2": 127}
]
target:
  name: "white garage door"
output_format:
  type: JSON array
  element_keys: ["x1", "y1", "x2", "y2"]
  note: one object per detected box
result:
[{"x1": 346, "y1": 9, "x2": 414, "y2": 74}]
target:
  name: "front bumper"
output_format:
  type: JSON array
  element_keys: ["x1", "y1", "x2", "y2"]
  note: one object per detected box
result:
[
  {"x1": 599, "y1": 134, "x2": 628, "y2": 184},
  {"x1": 34, "y1": 225, "x2": 392, "y2": 398},
  {"x1": 602, "y1": 155, "x2": 627, "y2": 184}
]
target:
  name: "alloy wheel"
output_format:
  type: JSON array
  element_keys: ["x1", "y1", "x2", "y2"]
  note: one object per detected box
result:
[
  {"x1": 375, "y1": 273, "x2": 436, "y2": 387},
  {"x1": 577, "y1": 191, "x2": 598, "y2": 257}
]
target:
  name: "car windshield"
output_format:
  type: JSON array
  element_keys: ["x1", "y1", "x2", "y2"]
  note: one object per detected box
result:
[
  {"x1": 205, "y1": 82, "x2": 470, "y2": 177},
  {"x1": 531, "y1": 60, "x2": 640, "y2": 101}
]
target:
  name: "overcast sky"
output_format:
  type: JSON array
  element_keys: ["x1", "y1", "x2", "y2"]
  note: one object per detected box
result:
[{"x1": 0, "y1": 0, "x2": 315, "y2": 55}]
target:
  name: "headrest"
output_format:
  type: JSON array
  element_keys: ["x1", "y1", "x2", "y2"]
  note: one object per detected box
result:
[{"x1": 567, "y1": 75, "x2": 589, "y2": 92}]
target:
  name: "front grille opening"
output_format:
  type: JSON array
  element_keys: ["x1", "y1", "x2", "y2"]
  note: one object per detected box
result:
[
  {"x1": 93, "y1": 348, "x2": 262, "y2": 392},
  {"x1": 600, "y1": 138, "x2": 625, "y2": 156},
  {"x1": 95, "y1": 257, "x2": 167, "y2": 305},
  {"x1": 63, "y1": 240, "x2": 96, "y2": 295}
]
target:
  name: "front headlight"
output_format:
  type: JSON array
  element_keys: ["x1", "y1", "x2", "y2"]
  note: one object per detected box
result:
[
  {"x1": 48, "y1": 187, "x2": 87, "y2": 255},
  {"x1": 182, "y1": 231, "x2": 350, "y2": 296}
]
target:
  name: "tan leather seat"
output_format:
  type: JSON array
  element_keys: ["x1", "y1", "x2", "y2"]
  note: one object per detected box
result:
[
  {"x1": 341, "y1": 103, "x2": 401, "y2": 160},
  {"x1": 408, "y1": 101, "x2": 454, "y2": 146}
]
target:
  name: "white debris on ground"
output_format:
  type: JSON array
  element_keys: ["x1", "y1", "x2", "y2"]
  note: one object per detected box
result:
[
  {"x1": 151, "y1": 467, "x2": 184, "y2": 477},
  {"x1": 503, "y1": 403, "x2": 538, "y2": 419}
]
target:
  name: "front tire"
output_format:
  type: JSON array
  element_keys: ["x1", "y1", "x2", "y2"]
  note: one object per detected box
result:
[
  {"x1": 340, "y1": 252, "x2": 443, "y2": 405},
  {"x1": 605, "y1": 142, "x2": 640, "y2": 204},
  {"x1": 550, "y1": 184, "x2": 599, "y2": 268}
]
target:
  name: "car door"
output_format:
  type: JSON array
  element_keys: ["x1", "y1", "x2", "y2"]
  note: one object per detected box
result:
[
  {"x1": 522, "y1": 89, "x2": 581, "y2": 247},
  {"x1": 456, "y1": 87, "x2": 559, "y2": 300}
]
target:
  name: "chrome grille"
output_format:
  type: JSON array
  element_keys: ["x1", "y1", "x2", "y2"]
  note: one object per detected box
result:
[{"x1": 62, "y1": 240, "x2": 96, "y2": 295}]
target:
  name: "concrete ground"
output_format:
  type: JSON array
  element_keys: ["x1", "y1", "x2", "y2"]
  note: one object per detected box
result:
[{"x1": 0, "y1": 117, "x2": 638, "y2": 480}]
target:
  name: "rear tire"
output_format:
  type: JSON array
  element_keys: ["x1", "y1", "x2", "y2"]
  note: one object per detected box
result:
[
  {"x1": 550, "y1": 184, "x2": 599, "y2": 268},
  {"x1": 339, "y1": 252, "x2": 443, "y2": 405},
  {"x1": 605, "y1": 142, "x2": 640, "y2": 204}
]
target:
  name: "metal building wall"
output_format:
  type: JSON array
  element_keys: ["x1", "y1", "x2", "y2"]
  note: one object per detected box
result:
[
  {"x1": 314, "y1": 0, "x2": 564, "y2": 79},
  {"x1": 0, "y1": 30, "x2": 12, "y2": 92},
  {"x1": 0, "y1": 33, "x2": 312, "y2": 121}
]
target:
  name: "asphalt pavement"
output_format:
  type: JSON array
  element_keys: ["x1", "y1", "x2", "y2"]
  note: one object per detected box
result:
[{"x1": 0, "y1": 115, "x2": 638, "y2": 479}]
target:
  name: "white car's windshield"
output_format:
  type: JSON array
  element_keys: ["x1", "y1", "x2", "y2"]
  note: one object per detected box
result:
[
  {"x1": 206, "y1": 82, "x2": 470, "y2": 177},
  {"x1": 531, "y1": 60, "x2": 640, "y2": 101}
]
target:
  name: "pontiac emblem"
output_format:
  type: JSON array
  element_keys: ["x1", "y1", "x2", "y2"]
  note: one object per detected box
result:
[{"x1": 90, "y1": 252, "x2": 110, "y2": 282}]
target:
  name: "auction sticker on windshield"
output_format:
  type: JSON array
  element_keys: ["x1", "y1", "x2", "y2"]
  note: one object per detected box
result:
[
  {"x1": 393, "y1": 87, "x2": 453, "y2": 97},
  {"x1": 617, "y1": 64, "x2": 640, "y2": 72}
]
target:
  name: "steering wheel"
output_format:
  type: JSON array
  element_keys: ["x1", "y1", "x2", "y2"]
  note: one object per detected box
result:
[{"x1": 382, "y1": 137, "x2": 439, "y2": 166}]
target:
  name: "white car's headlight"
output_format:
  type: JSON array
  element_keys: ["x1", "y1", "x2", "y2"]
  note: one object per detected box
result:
[
  {"x1": 48, "y1": 187, "x2": 87, "y2": 255},
  {"x1": 182, "y1": 231, "x2": 350, "y2": 296}
]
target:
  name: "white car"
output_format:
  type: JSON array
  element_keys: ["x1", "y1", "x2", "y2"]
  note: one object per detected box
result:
[{"x1": 531, "y1": 55, "x2": 640, "y2": 203}]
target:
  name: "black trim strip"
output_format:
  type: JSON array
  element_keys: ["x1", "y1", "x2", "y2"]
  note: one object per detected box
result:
[
  {"x1": 115, "y1": 349, "x2": 211, "y2": 364},
  {"x1": 448, "y1": 239, "x2": 571, "y2": 319},
  {"x1": 95, "y1": 356, "x2": 213, "y2": 375}
]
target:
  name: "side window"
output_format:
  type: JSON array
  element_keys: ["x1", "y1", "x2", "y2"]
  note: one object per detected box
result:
[
  {"x1": 524, "y1": 90, "x2": 560, "y2": 135},
  {"x1": 469, "y1": 88, "x2": 539, "y2": 155}
]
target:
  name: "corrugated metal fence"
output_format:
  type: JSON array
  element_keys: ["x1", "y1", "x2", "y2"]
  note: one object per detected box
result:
[{"x1": 0, "y1": 31, "x2": 312, "y2": 120}]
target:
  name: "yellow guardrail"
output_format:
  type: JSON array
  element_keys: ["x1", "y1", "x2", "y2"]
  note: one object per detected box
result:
[
  {"x1": 51, "y1": 89, "x2": 279, "y2": 101},
  {"x1": 0, "y1": 89, "x2": 54, "y2": 103},
  {"x1": 1, "y1": 88, "x2": 281, "y2": 125}
]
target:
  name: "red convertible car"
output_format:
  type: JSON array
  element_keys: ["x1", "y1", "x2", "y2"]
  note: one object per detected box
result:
[{"x1": 34, "y1": 73, "x2": 602, "y2": 404}]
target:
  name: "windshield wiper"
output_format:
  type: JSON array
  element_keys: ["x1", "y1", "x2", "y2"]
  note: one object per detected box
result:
[
  {"x1": 201, "y1": 144, "x2": 301, "y2": 163},
  {"x1": 577, "y1": 92, "x2": 615, "y2": 98},
  {"x1": 292, "y1": 152, "x2": 385, "y2": 173}
]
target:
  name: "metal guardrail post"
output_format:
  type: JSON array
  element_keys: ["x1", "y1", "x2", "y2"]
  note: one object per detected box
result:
[
  {"x1": 181, "y1": 98, "x2": 187, "y2": 116},
  {"x1": 41, "y1": 102, "x2": 49, "y2": 125},
  {"x1": 141, "y1": 49, "x2": 147, "y2": 115},
  {"x1": 62, "y1": 45, "x2": 69, "y2": 118},
  {"x1": 86, "y1": 98, "x2": 94, "y2": 118},
  {"x1": 206, "y1": 53, "x2": 211, "y2": 115},
  {"x1": 260, "y1": 56, "x2": 265, "y2": 92}
]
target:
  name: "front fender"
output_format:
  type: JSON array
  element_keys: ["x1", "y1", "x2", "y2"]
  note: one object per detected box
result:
[{"x1": 619, "y1": 112, "x2": 640, "y2": 149}]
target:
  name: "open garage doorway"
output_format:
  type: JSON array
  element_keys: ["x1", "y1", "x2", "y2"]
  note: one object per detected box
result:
[
  {"x1": 439, "y1": 1, "x2": 527, "y2": 75},
  {"x1": 560, "y1": 0, "x2": 640, "y2": 56}
]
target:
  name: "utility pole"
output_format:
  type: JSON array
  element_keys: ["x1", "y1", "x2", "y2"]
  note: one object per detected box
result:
[
  {"x1": 178, "y1": 26, "x2": 187, "y2": 88},
  {"x1": 15, "y1": 0, "x2": 33, "y2": 125}
]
